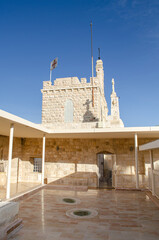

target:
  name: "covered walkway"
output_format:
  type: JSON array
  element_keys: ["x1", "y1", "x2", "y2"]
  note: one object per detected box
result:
[{"x1": 9, "y1": 188, "x2": 159, "y2": 240}]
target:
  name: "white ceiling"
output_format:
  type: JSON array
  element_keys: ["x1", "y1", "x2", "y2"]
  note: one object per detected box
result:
[
  {"x1": 1, "y1": 109, "x2": 159, "y2": 139},
  {"x1": 0, "y1": 110, "x2": 47, "y2": 138}
]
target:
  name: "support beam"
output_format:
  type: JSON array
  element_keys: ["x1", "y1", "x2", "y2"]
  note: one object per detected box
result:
[
  {"x1": 41, "y1": 134, "x2": 46, "y2": 185},
  {"x1": 150, "y1": 150, "x2": 155, "y2": 196},
  {"x1": 6, "y1": 123, "x2": 14, "y2": 199},
  {"x1": 135, "y1": 133, "x2": 139, "y2": 189}
]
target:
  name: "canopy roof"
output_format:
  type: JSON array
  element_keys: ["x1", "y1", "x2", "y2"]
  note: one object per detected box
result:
[
  {"x1": 139, "y1": 139, "x2": 159, "y2": 151},
  {"x1": 48, "y1": 127, "x2": 159, "y2": 139},
  {"x1": 1, "y1": 109, "x2": 159, "y2": 139},
  {"x1": 0, "y1": 109, "x2": 47, "y2": 138}
]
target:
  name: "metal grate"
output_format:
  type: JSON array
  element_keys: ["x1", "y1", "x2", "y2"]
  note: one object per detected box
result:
[{"x1": 33, "y1": 158, "x2": 42, "y2": 173}]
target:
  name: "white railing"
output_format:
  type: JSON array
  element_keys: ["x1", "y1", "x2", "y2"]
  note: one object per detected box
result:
[
  {"x1": 148, "y1": 168, "x2": 159, "y2": 199},
  {"x1": 154, "y1": 170, "x2": 159, "y2": 199}
]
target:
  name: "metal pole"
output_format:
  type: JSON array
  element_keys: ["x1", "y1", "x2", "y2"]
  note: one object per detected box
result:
[
  {"x1": 50, "y1": 69, "x2": 52, "y2": 82},
  {"x1": 90, "y1": 22, "x2": 94, "y2": 79},
  {"x1": 41, "y1": 134, "x2": 46, "y2": 185},
  {"x1": 135, "y1": 134, "x2": 139, "y2": 189},
  {"x1": 90, "y1": 21, "x2": 94, "y2": 107},
  {"x1": 6, "y1": 123, "x2": 14, "y2": 199},
  {"x1": 98, "y1": 48, "x2": 100, "y2": 59},
  {"x1": 150, "y1": 150, "x2": 155, "y2": 196}
]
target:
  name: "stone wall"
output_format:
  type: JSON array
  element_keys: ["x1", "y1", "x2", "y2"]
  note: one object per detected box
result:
[
  {"x1": 42, "y1": 81, "x2": 101, "y2": 125},
  {"x1": 0, "y1": 136, "x2": 42, "y2": 184},
  {"x1": 41, "y1": 60, "x2": 108, "y2": 126},
  {"x1": 0, "y1": 135, "x2": 156, "y2": 189}
]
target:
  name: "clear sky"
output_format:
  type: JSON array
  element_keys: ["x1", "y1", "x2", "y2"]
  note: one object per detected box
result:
[{"x1": 0, "y1": 0, "x2": 159, "y2": 127}]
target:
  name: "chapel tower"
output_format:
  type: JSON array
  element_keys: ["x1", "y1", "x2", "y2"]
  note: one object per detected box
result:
[
  {"x1": 108, "y1": 78, "x2": 124, "y2": 127},
  {"x1": 41, "y1": 59, "x2": 124, "y2": 128},
  {"x1": 111, "y1": 78, "x2": 120, "y2": 119},
  {"x1": 96, "y1": 59, "x2": 104, "y2": 94}
]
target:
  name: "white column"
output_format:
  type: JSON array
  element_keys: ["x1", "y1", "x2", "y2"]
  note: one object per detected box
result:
[
  {"x1": 6, "y1": 123, "x2": 14, "y2": 199},
  {"x1": 135, "y1": 134, "x2": 139, "y2": 189},
  {"x1": 150, "y1": 150, "x2": 155, "y2": 196},
  {"x1": 41, "y1": 134, "x2": 46, "y2": 185}
]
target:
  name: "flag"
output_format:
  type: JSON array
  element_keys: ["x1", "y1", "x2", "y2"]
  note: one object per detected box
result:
[{"x1": 50, "y1": 58, "x2": 58, "y2": 70}]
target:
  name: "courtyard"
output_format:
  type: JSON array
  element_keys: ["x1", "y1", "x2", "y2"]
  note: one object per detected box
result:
[{"x1": 9, "y1": 188, "x2": 159, "y2": 240}]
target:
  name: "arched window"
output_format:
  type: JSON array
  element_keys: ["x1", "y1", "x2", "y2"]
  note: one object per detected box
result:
[{"x1": 64, "y1": 99, "x2": 73, "y2": 123}]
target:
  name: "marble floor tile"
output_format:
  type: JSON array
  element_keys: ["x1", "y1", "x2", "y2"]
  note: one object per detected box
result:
[{"x1": 8, "y1": 189, "x2": 159, "y2": 240}]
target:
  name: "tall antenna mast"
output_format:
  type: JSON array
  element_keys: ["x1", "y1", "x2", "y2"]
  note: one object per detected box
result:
[
  {"x1": 98, "y1": 48, "x2": 100, "y2": 59},
  {"x1": 90, "y1": 21, "x2": 94, "y2": 107}
]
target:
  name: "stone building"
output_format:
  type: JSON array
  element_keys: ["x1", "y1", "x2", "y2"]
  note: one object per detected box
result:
[
  {"x1": 0, "y1": 58, "x2": 159, "y2": 202},
  {"x1": 41, "y1": 59, "x2": 124, "y2": 129}
]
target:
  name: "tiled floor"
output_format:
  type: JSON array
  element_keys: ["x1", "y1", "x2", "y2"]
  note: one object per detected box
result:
[
  {"x1": 9, "y1": 189, "x2": 159, "y2": 240},
  {"x1": 0, "y1": 182, "x2": 40, "y2": 200}
]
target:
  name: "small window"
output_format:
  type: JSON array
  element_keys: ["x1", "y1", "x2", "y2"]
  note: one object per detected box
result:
[
  {"x1": 33, "y1": 158, "x2": 42, "y2": 173},
  {"x1": 64, "y1": 99, "x2": 74, "y2": 123}
]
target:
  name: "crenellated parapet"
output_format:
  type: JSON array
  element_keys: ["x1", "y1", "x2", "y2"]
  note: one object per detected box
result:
[
  {"x1": 41, "y1": 59, "x2": 123, "y2": 128},
  {"x1": 42, "y1": 76, "x2": 100, "y2": 92}
]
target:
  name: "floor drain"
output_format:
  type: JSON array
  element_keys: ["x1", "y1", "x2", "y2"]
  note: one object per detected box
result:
[
  {"x1": 73, "y1": 210, "x2": 91, "y2": 216},
  {"x1": 66, "y1": 208, "x2": 98, "y2": 219},
  {"x1": 58, "y1": 197, "x2": 81, "y2": 205},
  {"x1": 63, "y1": 198, "x2": 76, "y2": 204}
]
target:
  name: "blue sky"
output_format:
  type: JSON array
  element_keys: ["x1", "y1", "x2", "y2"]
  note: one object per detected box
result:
[{"x1": 0, "y1": 0, "x2": 159, "y2": 127}]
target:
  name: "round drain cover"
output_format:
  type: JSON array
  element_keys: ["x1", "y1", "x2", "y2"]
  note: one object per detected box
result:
[
  {"x1": 66, "y1": 208, "x2": 98, "y2": 219},
  {"x1": 57, "y1": 197, "x2": 81, "y2": 205},
  {"x1": 63, "y1": 198, "x2": 76, "y2": 204},
  {"x1": 73, "y1": 210, "x2": 91, "y2": 216}
]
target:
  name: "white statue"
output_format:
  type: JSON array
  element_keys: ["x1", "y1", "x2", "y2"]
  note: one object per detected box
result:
[{"x1": 112, "y1": 78, "x2": 115, "y2": 93}]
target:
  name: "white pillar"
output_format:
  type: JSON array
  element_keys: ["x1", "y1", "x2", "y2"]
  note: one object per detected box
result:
[
  {"x1": 150, "y1": 150, "x2": 155, "y2": 196},
  {"x1": 6, "y1": 123, "x2": 14, "y2": 199},
  {"x1": 135, "y1": 134, "x2": 139, "y2": 189},
  {"x1": 41, "y1": 134, "x2": 46, "y2": 185}
]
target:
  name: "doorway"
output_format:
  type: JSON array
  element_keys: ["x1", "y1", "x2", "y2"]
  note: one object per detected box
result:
[{"x1": 97, "y1": 153, "x2": 116, "y2": 189}]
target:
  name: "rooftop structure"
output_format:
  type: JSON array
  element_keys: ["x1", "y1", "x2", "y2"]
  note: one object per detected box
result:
[
  {"x1": 0, "y1": 58, "x2": 159, "y2": 238},
  {"x1": 41, "y1": 59, "x2": 124, "y2": 129}
]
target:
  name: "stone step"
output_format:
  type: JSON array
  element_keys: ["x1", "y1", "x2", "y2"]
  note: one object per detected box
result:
[
  {"x1": 0, "y1": 202, "x2": 22, "y2": 240},
  {"x1": 45, "y1": 184, "x2": 88, "y2": 191}
]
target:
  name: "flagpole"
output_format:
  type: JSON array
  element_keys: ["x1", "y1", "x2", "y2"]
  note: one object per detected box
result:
[
  {"x1": 50, "y1": 58, "x2": 58, "y2": 83},
  {"x1": 50, "y1": 69, "x2": 52, "y2": 82},
  {"x1": 90, "y1": 21, "x2": 94, "y2": 107}
]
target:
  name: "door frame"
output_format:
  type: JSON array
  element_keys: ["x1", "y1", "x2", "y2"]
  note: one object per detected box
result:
[{"x1": 97, "y1": 153, "x2": 117, "y2": 188}]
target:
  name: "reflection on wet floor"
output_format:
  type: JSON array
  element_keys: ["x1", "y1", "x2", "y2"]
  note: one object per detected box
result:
[
  {"x1": 8, "y1": 188, "x2": 159, "y2": 240},
  {"x1": 0, "y1": 182, "x2": 40, "y2": 200}
]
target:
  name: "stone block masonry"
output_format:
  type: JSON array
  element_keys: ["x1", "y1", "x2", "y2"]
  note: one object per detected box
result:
[
  {"x1": 41, "y1": 59, "x2": 109, "y2": 127},
  {"x1": 0, "y1": 135, "x2": 156, "y2": 189}
]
